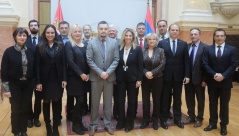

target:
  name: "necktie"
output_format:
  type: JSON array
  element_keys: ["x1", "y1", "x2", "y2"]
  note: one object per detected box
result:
[
  {"x1": 162, "y1": 35, "x2": 165, "y2": 40},
  {"x1": 32, "y1": 37, "x2": 36, "y2": 46},
  {"x1": 190, "y1": 44, "x2": 196, "y2": 69},
  {"x1": 139, "y1": 38, "x2": 143, "y2": 48},
  {"x1": 172, "y1": 40, "x2": 176, "y2": 55},
  {"x1": 102, "y1": 39, "x2": 106, "y2": 69},
  {"x1": 217, "y1": 45, "x2": 221, "y2": 60}
]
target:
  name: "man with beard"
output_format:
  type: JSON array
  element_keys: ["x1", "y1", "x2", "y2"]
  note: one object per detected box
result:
[
  {"x1": 87, "y1": 21, "x2": 119, "y2": 136},
  {"x1": 26, "y1": 19, "x2": 42, "y2": 128},
  {"x1": 82, "y1": 24, "x2": 93, "y2": 46}
]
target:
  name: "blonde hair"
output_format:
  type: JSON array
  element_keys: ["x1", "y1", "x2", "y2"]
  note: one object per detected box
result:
[
  {"x1": 120, "y1": 28, "x2": 136, "y2": 50},
  {"x1": 68, "y1": 24, "x2": 83, "y2": 47},
  {"x1": 145, "y1": 33, "x2": 158, "y2": 48}
]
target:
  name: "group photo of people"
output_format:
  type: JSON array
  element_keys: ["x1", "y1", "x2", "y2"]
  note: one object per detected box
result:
[{"x1": 1, "y1": 17, "x2": 238, "y2": 136}]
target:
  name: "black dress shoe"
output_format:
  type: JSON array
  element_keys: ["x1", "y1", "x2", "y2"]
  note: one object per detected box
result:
[
  {"x1": 204, "y1": 124, "x2": 217, "y2": 131},
  {"x1": 14, "y1": 133, "x2": 20, "y2": 136},
  {"x1": 125, "y1": 127, "x2": 133, "y2": 132},
  {"x1": 116, "y1": 123, "x2": 125, "y2": 130},
  {"x1": 160, "y1": 121, "x2": 168, "y2": 129},
  {"x1": 27, "y1": 120, "x2": 33, "y2": 128},
  {"x1": 220, "y1": 127, "x2": 227, "y2": 135},
  {"x1": 21, "y1": 132, "x2": 28, "y2": 136},
  {"x1": 185, "y1": 117, "x2": 196, "y2": 123},
  {"x1": 152, "y1": 121, "x2": 159, "y2": 130},
  {"x1": 72, "y1": 123, "x2": 84, "y2": 135},
  {"x1": 34, "y1": 119, "x2": 41, "y2": 127},
  {"x1": 140, "y1": 122, "x2": 149, "y2": 129},
  {"x1": 174, "y1": 121, "x2": 184, "y2": 128}
]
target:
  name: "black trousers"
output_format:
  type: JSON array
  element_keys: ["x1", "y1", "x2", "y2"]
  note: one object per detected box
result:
[
  {"x1": 66, "y1": 95, "x2": 75, "y2": 119},
  {"x1": 185, "y1": 82, "x2": 205, "y2": 121},
  {"x1": 9, "y1": 80, "x2": 34, "y2": 134},
  {"x1": 113, "y1": 84, "x2": 119, "y2": 116},
  {"x1": 28, "y1": 89, "x2": 42, "y2": 120},
  {"x1": 207, "y1": 85, "x2": 231, "y2": 127},
  {"x1": 160, "y1": 80, "x2": 183, "y2": 122},
  {"x1": 141, "y1": 77, "x2": 163, "y2": 121},
  {"x1": 117, "y1": 81, "x2": 137, "y2": 128},
  {"x1": 71, "y1": 95, "x2": 84, "y2": 123}
]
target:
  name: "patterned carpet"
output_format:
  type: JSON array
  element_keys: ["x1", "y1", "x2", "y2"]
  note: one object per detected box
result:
[{"x1": 66, "y1": 102, "x2": 192, "y2": 135}]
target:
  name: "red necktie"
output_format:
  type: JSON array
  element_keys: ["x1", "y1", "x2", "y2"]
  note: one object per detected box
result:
[{"x1": 139, "y1": 38, "x2": 143, "y2": 48}]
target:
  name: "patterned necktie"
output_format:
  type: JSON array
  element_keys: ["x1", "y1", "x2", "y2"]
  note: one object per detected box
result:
[
  {"x1": 217, "y1": 45, "x2": 221, "y2": 60},
  {"x1": 32, "y1": 37, "x2": 36, "y2": 46},
  {"x1": 139, "y1": 38, "x2": 143, "y2": 48},
  {"x1": 172, "y1": 40, "x2": 176, "y2": 55},
  {"x1": 190, "y1": 44, "x2": 196, "y2": 69}
]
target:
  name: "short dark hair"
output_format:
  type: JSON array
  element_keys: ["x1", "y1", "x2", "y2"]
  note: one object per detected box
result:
[
  {"x1": 98, "y1": 21, "x2": 108, "y2": 28},
  {"x1": 190, "y1": 28, "x2": 201, "y2": 34},
  {"x1": 58, "y1": 21, "x2": 70, "y2": 28},
  {"x1": 213, "y1": 28, "x2": 226, "y2": 37},
  {"x1": 137, "y1": 22, "x2": 146, "y2": 28},
  {"x1": 168, "y1": 23, "x2": 180, "y2": 31},
  {"x1": 157, "y1": 20, "x2": 167, "y2": 26},
  {"x1": 28, "y1": 19, "x2": 39, "y2": 27},
  {"x1": 12, "y1": 27, "x2": 29, "y2": 43},
  {"x1": 83, "y1": 24, "x2": 92, "y2": 30}
]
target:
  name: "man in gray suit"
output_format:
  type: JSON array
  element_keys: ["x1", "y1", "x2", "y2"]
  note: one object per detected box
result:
[
  {"x1": 185, "y1": 28, "x2": 207, "y2": 127},
  {"x1": 87, "y1": 21, "x2": 119, "y2": 136}
]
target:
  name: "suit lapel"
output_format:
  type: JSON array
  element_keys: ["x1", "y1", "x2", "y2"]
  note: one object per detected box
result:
[
  {"x1": 194, "y1": 42, "x2": 203, "y2": 65},
  {"x1": 165, "y1": 39, "x2": 173, "y2": 56},
  {"x1": 126, "y1": 48, "x2": 133, "y2": 65}
]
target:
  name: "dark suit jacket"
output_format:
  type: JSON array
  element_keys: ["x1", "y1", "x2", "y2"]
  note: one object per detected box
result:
[
  {"x1": 26, "y1": 35, "x2": 41, "y2": 51},
  {"x1": 158, "y1": 38, "x2": 190, "y2": 82},
  {"x1": 1, "y1": 46, "x2": 35, "y2": 82},
  {"x1": 202, "y1": 44, "x2": 238, "y2": 88},
  {"x1": 136, "y1": 37, "x2": 147, "y2": 48},
  {"x1": 35, "y1": 42, "x2": 67, "y2": 86},
  {"x1": 188, "y1": 42, "x2": 207, "y2": 85},
  {"x1": 116, "y1": 46, "x2": 143, "y2": 82},
  {"x1": 58, "y1": 35, "x2": 63, "y2": 43},
  {"x1": 65, "y1": 41, "x2": 89, "y2": 76}
]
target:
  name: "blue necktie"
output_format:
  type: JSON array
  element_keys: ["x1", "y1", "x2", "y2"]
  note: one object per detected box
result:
[
  {"x1": 32, "y1": 37, "x2": 36, "y2": 46},
  {"x1": 172, "y1": 40, "x2": 176, "y2": 55},
  {"x1": 190, "y1": 44, "x2": 196, "y2": 69}
]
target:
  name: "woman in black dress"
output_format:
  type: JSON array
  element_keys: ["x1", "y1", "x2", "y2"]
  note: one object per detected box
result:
[
  {"x1": 140, "y1": 33, "x2": 165, "y2": 130},
  {"x1": 35, "y1": 24, "x2": 67, "y2": 136},
  {"x1": 1, "y1": 28, "x2": 35, "y2": 136},
  {"x1": 115, "y1": 28, "x2": 143, "y2": 132},
  {"x1": 64, "y1": 24, "x2": 89, "y2": 135}
]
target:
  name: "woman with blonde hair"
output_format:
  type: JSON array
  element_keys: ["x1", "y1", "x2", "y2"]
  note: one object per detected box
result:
[
  {"x1": 140, "y1": 33, "x2": 165, "y2": 130},
  {"x1": 64, "y1": 24, "x2": 89, "y2": 135},
  {"x1": 115, "y1": 28, "x2": 143, "y2": 132}
]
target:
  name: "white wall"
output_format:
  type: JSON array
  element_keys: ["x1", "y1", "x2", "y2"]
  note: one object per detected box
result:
[
  {"x1": 9, "y1": 0, "x2": 30, "y2": 27},
  {"x1": 51, "y1": 0, "x2": 152, "y2": 37}
]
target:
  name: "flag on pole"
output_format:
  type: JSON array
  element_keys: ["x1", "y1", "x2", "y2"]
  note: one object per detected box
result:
[
  {"x1": 53, "y1": 0, "x2": 64, "y2": 30},
  {"x1": 144, "y1": 3, "x2": 155, "y2": 35}
]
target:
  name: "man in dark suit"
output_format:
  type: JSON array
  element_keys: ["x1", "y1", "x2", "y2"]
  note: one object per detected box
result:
[
  {"x1": 158, "y1": 24, "x2": 190, "y2": 129},
  {"x1": 58, "y1": 21, "x2": 70, "y2": 45},
  {"x1": 82, "y1": 24, "x2": 93, "y2": 46},
  {"x1": 185, "y1": 28, "x2": 207, "y2": 128},
  {"x1": 135, "y1": 22, "x2": 146, "y2": 48},
  {"x1": 202, "y1": 29, "x2": 238, "y2": 135},
  {"x1": 26, "y1": 19, "x2": 42, "y2": 128}
]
